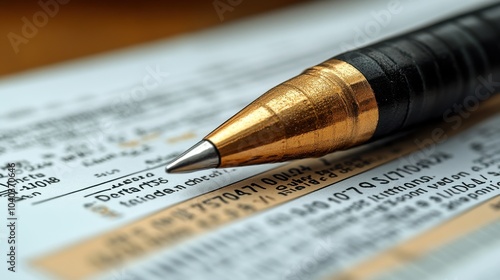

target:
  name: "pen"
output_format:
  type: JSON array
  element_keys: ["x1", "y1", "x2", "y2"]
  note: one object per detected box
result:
[{"x1": 166, "y1": 3, "x2": 500, "y2": 173}]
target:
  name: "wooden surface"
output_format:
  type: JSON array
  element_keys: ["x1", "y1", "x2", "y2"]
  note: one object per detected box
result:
[{"x1": 0, "y1": 0, "x2": 307, "y2": 77}]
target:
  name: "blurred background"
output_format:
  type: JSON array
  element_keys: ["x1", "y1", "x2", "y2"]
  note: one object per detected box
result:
[{"x1": 0, "y1": 0, "x2": 309, "y2": 77}]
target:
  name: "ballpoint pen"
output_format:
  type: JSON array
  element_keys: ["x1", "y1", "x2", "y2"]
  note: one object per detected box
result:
[{"x1": 167, "y1": 3, "x2": 500, "y2": 173}]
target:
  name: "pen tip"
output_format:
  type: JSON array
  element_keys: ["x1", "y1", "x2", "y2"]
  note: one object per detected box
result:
[{"x1": 166, "y1": 140, "x2": 220, "y2": 173}]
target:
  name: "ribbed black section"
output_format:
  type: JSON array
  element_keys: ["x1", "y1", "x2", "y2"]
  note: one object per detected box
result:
[{"x1": 336, "y1": 3, "x2": 500, "y2": 137}]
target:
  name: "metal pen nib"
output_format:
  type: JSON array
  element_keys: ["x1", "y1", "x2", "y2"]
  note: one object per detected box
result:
[{"x1": 166, "y1": 140, "x2": 220, "y2": 173}]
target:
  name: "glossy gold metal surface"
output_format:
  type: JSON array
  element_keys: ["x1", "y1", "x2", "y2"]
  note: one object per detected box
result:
[{"x1": 206, "y1": 59, "x2": 379, "y2": 167}]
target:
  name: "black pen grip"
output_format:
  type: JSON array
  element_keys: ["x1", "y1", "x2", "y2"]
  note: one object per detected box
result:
[{"x1": 336, "y1": 3, "x2": 500, "y2": 137}]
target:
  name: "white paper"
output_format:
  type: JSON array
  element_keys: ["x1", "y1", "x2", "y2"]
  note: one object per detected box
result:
[{"x1": 1, "y1": 0, "x2": 499, "y2": 279}]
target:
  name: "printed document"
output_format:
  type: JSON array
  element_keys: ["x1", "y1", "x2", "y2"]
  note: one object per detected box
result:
[{"x1": 1, "y1": 0, "x2": 499, "y2": 279}]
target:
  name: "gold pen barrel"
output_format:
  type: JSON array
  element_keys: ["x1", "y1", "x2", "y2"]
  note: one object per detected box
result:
[{"x1": 206, "y1": 59, "x2": 379, "y2": 167}]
